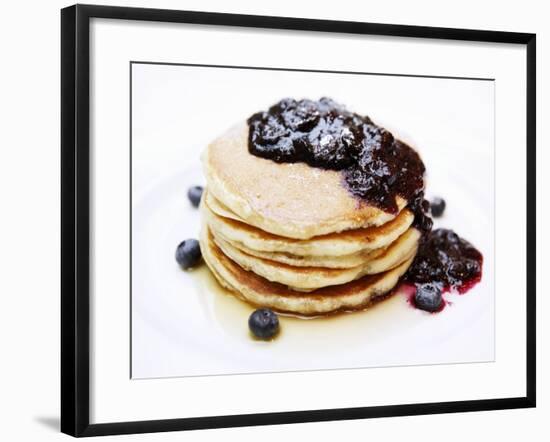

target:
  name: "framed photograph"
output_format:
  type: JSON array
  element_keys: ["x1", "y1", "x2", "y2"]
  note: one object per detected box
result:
[{"x1": 61, "y1": 4, "x2": 536, "y2": 437}]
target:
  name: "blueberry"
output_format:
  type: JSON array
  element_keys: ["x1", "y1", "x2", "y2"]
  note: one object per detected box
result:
[
  {"x1": 248, "y1": 308, "x2": 279, "y2": 339},
  {"x1": 430, "y1": 197, "x2": 446, "y2": 217},
  {"x1": 187, "y1": 186, "x2": 204, "y2": 208},
  {"x1": 175, "y1": 239, "x2": 202, "y2": 269},
  {"x1": 414, "y1": 283, "x2": 443, "y2": 312}
]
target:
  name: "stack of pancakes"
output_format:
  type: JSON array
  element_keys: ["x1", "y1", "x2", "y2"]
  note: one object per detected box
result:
[{"x1": 200, "y1": 123, "x2": 421, "y2": 316}]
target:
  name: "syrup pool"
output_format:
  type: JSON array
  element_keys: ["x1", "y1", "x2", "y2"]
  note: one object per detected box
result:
[{"x1": 192, "y1": 265, "x2": 420, "y2": 351}]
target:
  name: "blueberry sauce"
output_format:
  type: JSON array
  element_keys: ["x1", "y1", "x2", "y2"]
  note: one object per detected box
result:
[
  {"x1": 404, "y1": 228, "x2": 483, "y2": 291},
  {"x1": 247, "y1": 98, "x2": 432, "y2": 232},
  {"x1": 401, "y1": 228, "x2": 483, "y2": 312}
]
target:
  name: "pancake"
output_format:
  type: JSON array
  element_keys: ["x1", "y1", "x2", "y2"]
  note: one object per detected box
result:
[
  {"x1": 214, "y1": 233, "x2": 388, "y2": 269},
  {"x1": 211, "y1": 226, "x2": 420, "y2": 291},
  {"x1": 200, "y1": 226, "x2": 415, "y2": 316},
  {"x1": 203, "y1": 191, "x2": 415, "y2": 257},
  {"x1": 204, "y1": 191, "x2": 244, "y2": 222},
  {"x1": 202, "y1": 123, "x2": 408, "y2": 239}
]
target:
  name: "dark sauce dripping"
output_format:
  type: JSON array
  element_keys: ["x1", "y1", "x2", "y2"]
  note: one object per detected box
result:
[
  {"x1": 247, "y1": 98, "x2": 432, "y2": 232},
  {"x1": 402, "y1": 229, "x2": 483, "y2": 312},
  {"x1": 404, "y1": 228, "x2": 483, "y2": 291}
]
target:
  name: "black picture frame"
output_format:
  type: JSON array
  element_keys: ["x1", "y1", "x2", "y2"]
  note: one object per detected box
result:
[{"x1": 61, "y1": 4, "x2": 536, "y2": 437}]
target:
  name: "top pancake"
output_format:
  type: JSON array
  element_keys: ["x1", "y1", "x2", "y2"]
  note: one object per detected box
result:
[{"x1": 203, "y1": 122, "x2": 407, "y2": 240}]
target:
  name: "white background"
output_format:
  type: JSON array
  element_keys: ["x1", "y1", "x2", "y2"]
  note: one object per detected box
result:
[{"x1": 0, "y1": 0, "x2": 547, "y2": 441}]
